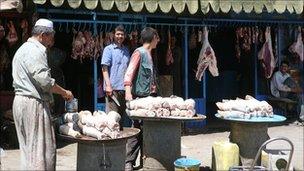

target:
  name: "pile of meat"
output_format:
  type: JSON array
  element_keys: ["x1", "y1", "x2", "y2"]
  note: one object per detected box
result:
[
  {"x1": 216, "y1": 95, "x2": 273, "y2": 119},
  {"x1": 58, "y1": 110, "x2": 121, "y2": 140},
  {"x1": 71, "y1": 30, "x2": 105, "y2": 62},
  {"x1": 127, "y1": 96, "x2": 196, "y2": 118}
]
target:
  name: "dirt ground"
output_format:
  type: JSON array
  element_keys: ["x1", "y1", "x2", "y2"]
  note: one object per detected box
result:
[{"x1": 1, "y1": 119, "x2": 303, "y2": 170}]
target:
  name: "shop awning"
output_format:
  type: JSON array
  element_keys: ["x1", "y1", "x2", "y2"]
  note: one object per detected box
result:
[
  {"x1": 200, "y1": 0, "x2": 303, "y2": 14},
  {"x1": 32, "y1": 0, "x2": 303, "y2": 14}
]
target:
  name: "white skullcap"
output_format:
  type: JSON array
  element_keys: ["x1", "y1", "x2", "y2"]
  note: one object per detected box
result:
[{"x1": 35, "y1": 18, "x2": 54, "y2": 29}]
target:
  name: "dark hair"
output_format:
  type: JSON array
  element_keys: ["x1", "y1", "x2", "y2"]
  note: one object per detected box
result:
[
  {"x1": 140, "y1": 27, "x2": 158, "y2": 43},
  {"x1": 114, "y1": 25, "x2": 125, "y2": 33},
  {"x1": 281, "y1": 60, "x2": 289, "y2": 66}
]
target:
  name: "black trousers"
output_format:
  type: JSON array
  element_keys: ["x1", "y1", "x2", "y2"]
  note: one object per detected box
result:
[
  {"x1": 125, "y1": 120, "x2": 142, "y2": 165},
  {"x1": 125, "y1": 93, "x2": 157, "y2": 165}
]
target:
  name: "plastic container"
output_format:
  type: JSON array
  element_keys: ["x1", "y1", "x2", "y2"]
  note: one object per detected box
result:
[
  {"x1": 65, "y1": 98, "x2": 78, "y2": 112},
  {"x1": 174, "y1": 157, "x2": 201, "y2": 171},
  {"x1": 212, "y1": 141, "x2": 239, "y2": 171}
]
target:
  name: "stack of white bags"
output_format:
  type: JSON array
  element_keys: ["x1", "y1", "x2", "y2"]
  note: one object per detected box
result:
[
  {"x1": 127, "y1": 96, "x2": 196, "y2": 118},
  {"x1": 59, "y1": 110, "x2": 121, "y2": 140},
  {"x1": 216, "y1": 95, "x2": 273, "y2": 119}
]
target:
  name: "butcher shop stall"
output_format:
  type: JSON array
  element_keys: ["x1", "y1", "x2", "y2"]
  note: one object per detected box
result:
[
  {"x1": 1, "y1": 0, "x2": 304, "y2": 133},
  {"x1": 1, "y1": 0, "x2": 303, "y2": 170},
  {"x1": 27, "y1": 0, "x2": 303, "y2": 122}
]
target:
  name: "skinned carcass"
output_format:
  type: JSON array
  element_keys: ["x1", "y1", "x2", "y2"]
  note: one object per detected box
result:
[
  {"x1": 71, "y1": 30, "x2": 85, "y2": 61},
  {"x1": 166, "y1": 30, "x2": 174, "y2": 65},
  {"x1": 20, "y1": 19, "x2": 29, "y2": 42},
  {"x1": 289, "y1": 27, "x2": 304, "y2": 62},
  {"x1": 6, "y1": 21, "x2": 18, "y2": 46},
  {"x1": 258, "y1": 27, "x2": 276, "y2": 79},
  {"x1": 196, "y1": 27, "x2": 219, "y2": 81}
]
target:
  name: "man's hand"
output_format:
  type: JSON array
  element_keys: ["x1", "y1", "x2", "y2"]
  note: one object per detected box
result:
[
  {"x1": 125, "y1": 92, "x2": 133, "y2": 101},
  {"x1": 63, "y1": 90, "x2": 74, "y2": 101},
  {"x1": 105, "y1": 85, "x2": 113, "y2": 96}
]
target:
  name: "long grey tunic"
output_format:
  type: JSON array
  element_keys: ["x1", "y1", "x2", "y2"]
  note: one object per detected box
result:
[{"x1": 12, "y1": 37, "x2": 56, "y2": 170}]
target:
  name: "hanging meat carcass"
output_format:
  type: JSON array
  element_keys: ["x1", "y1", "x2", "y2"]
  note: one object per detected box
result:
[
  {"x1": 93, "y1": 35, "x2": 100, "y2": 60},
  {"x1": 166, "y1": 29, "x2": 174, "y2": 65},
  {"x1": 241, "y1": 27, "x2": 251, "y2": 52},
  {"x1": 129, "y1": 30, "x2": 138, "y2": 50},
  {"x1": 20, "y1": 19, "x2": 29, "y2": 42},
  {"x1": 6, "y1": 21, "x2": 18, "y2": 46},
  {"x1": 189, "y1": 29, "x2": 197, "y2": 50},
  {"x1": 0, "y1": 25, "x2": 10, "y2": 73},
  {"x1": 0, "y1": 45, "x2": 10, "y2": 73},
  {"x1": 71, "y1": 30, "x2": 85, "y2": 61},
  {"x1": 195, "y1": 27, "x2": 219, "y2": 81},
  {"x1": 289, "y1": 27, "x2": 304, "y2": 62},
  {"x1": 235, "y1": 28, "x2": 242, "y2": 62},
  {"x1": 83, "y1": 31, "x2": 95, "y2": 60},
  {"x1": 258, "y1": 27, "x2": 276, "y2": 79},
  {"x1": 104, "y1": 32, "x2": 114, "y2": 46}
]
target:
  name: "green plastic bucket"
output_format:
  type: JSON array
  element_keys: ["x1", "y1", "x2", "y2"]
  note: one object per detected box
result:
[{"x1": 174, "y1": 158, "x2": 201, "y2": 171}]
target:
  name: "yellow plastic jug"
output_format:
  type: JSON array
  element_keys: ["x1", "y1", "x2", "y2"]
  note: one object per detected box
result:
[{"x1": 212, "y1": 141, "x2": 239, "y2": 171}]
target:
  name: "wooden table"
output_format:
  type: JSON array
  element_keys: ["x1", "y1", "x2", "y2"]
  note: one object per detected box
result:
[
  {"x1": 57, "y1": 128, "x2": 140, "y2": 171},
  {"x1": 130, "y1": 115, "x2": 206, "y2": 170},
  {"x1": 215, "y1": 114, "x2": 286, "y2": 166}
]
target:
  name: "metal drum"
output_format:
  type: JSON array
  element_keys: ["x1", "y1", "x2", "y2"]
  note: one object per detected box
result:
[{"x1": 58, "y1": 128, "x2": 140, "y2": 171}]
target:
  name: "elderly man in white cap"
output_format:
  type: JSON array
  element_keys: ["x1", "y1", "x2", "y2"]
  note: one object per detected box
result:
[{"x1": 12, "y1": 18, "x2": 74, "y2": 170}]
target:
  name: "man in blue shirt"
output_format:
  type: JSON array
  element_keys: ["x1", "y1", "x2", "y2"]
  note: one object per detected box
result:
[{"x1": 101, "y1": 25, "x2": 131, "y2": 128}]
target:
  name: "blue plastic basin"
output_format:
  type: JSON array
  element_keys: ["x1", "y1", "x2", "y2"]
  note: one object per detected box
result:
[{"x1": 174, "y1": 158, "x2": 201, "y2": 171}]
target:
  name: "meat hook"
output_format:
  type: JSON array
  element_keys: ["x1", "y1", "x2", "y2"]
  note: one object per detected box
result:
[
  {"x1": 99, "y1": 24, "x2": 103, "y2": 32},
  {"x1": 58, "y1": 22, "x2": 63, "y2": 32},
  {"x1": 127, "y1": 24, "x2": 131, "y2": 33},
  {"x1": 82, "y1": 23, "x2": 86, "y2": 31},
  {"x1": 108, "y1": 23, "x2": 112, "y2": 32},
  {"x1": 65, "y1": 22, "x2": 69, "y2": 33},
  {"x1": 104, "y1": 24, "x2": 108, "y2": 33},
  {"x1": 179, "y1": 25, "x2": 184, "y2": 33},
  {"x1": 88, "y1": 23, "x2": 92, "y2": 31},
  {"x1": 72, "y1": 22, "x2": 75, "y2": 30},
  {"x1": 77, "y1": 22, "x2": 81, "y2": 32},
  {"x1": 127, "y1": 24, "x2": 132, "y2": 33}
]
